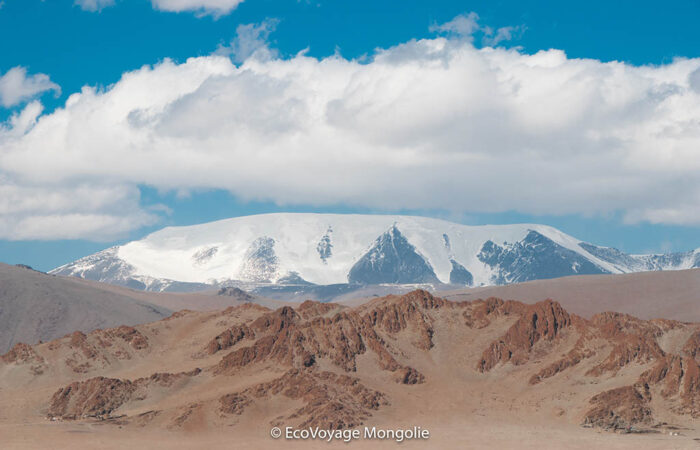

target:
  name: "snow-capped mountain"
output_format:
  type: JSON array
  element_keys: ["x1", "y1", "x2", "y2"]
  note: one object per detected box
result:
[{"x1": 50, "y1": 213, "x2": 700, "y2": 293}]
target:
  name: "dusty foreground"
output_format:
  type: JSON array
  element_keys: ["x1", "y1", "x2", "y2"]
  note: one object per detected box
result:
[
  {"x1": 3, "y1": 419, "x2": 698, "y2": 449},
  {"x1": 1, "y1": 291, "x2": 699, "y2": 449}
]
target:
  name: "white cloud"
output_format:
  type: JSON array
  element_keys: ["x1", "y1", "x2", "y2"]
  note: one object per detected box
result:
[
  {"x1": 429, "y1": 12, "x2": 481, "y2": 40},
  {"x1": 1, "y1": 23, "x2": 700, "y2": 240},
  {"x1": 151, "y1": 0, "x2": 245, "y2": 17},
  {"x1": 74, "y1": 0, "x2": 115, "y2": 12},
  {"x1": 216, "y1": 19, "x2": 279, "y2": 63},
  {"x1": 0, "y1": 182, "x2": 158, "y2": 240},
  {"x1": 690, "y1": 67, "x2": 700, "y2": 93},
  {"x1": 482, "y1": 25, "x2": 526, "y2": 46},
  {"x1": 0, "y1": 67, "x2": 61, "y2": 108},
  {"x1": 430, "y1": 13, "x2": 524, "y2": 46}
]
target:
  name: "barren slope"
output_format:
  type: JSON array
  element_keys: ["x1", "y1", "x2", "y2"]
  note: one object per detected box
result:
[
  {"x1": 435, "y1": 268, "x2": 700, "y2": 322},
  {"x1": 0, "y1": 264, "x2": 170, "y2": 353}
]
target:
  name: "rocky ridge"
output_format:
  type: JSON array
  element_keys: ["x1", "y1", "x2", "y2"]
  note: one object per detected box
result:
[{"x1": 1, "y1": 290, "x2": 698, "y2": 434}]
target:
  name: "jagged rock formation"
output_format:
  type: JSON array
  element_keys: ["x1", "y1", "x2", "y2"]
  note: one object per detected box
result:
[
  {"x1": 210, "y1": 292, "x2": 430, "y2": 379},
  {"x1": 1, "y1": 289, "x2": 699, "y2": 442},
  {"x1": 476, "y1": 299, "x2": 571, "y2": 371}
]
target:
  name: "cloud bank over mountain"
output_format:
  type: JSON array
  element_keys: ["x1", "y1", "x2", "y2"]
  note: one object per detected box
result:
[{"x1": 1, "y1": 17, "x2": 699, "y2": 240}]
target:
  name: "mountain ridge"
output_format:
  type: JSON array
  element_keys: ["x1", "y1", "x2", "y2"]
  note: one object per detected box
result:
[{"x1": 49, "y1": 213, "x2": 700, "y2": 293}]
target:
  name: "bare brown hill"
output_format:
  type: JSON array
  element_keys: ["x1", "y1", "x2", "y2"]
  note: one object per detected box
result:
[
  {"x1": 437, "y1": 268, "x2": 700, "y2": 322},
  {"x1": 0, "y1": 263, "x2": 290, "y2": 353},
  {"x1": 1, "y1": 290, "x2": 699, "y2": 449},
  {"x1": 0, "y1": 263, "x2": 170, "y2": 353}
]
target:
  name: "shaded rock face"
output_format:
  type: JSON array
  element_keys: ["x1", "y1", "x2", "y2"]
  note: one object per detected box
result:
[
  {"x1": 449, "y1": 259, "x2": 473, "y2": 286},
  {"x1": 317, "y1": 227, "x2": 333, "y2": 263},
  {"x1": 578, "y1": 243, "x2": 646, "y2": 272},
  {"x1": 192, "y1": 247, "x2": 218, "y2": 265},
  {"x1": 238, "y1": 237, "x2": 279, "y2": 283},
  {"x1": 216, "y1": 287, "x2": 255, "y2": 302},
  {"x1": 348, "y1": 226, "x2": 438, "y2": 284},
  {"x1": 478, "y1": 230, "x2": 607, "y2": 284}
]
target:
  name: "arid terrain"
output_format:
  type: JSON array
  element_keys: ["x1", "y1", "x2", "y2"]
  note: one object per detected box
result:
[
  {"x1": 0, "y1": 263, "x2": 290, "y2": 353},
  {"x1": 438, "y1": 268, "x2": 700, "y2": 322},
  {"x1": 1, "y1": 289, "x2": 699, "y2": 449}
]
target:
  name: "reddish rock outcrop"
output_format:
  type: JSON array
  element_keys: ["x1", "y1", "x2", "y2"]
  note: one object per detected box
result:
[
  {"x1": 1, "y1": 342, "x2": 44, "y2": 365},
  {"x1": 297, "y1": 300, "x2": 339, "y2": 320},
  {"x1": 682, "y1": 330, "x2": 700, "y2": 360},
  {"x1": 212, "y1": 296, "x2": 431, "y2": 384},
  {"x1": 205, "y1": 324, "x2": 255, "y2": 355},
  {"x1": 106, "y1": 326, "x2": 149, "y2": 350},
  {"x1": 529, "y1": 344, "x2": 594, "y2": 385},
  {"x1": 582, "y1": 385, "x2": 653, "y2": 430},
  {"x1": 47, "y1": 369, "x2": 202, "y2": 420},
  {"x1": 477, "y1": 299, "x2": 571, "y2": 372},
  {"x1": 219, "y1": 368, "x2": 386, "y2": 429},
  {"x1": 463, "y1": 297, "x2": 509, "y2": 329},
  {"x1": 587, "y1": 334, "x2": 665, "y2": 376},
  {"x1": 48, "y1": 377, "x2": 137, "y2": 420},
  {"x1": 640, "y1": 355, "x2": 700, "y2": 417}
]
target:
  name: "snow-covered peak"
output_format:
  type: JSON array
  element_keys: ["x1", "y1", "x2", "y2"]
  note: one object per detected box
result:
[{"x1": 49, "y1": 213, "x2": 700, "y2": 293}]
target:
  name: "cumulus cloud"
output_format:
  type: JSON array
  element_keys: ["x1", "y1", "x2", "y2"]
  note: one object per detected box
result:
[
  {"x1": 0, "y1": 66, "x2": 61, "y2": 108},
  {"x1": 74, "y1": 0, "x2": 116, "y2": 12},
  {"x1": 151, "y1": 0, "x2": 245, "y2": 17},
  {"x1": 1, "y1": 21, "x2": 700, "y2": 240}
]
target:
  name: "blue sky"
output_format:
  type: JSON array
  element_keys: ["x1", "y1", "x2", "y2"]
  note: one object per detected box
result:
[{"x1": 0, "y1": 0, "x2": 699, "y2": 271}]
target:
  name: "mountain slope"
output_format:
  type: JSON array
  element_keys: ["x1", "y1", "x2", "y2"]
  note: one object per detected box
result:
[
  {"x1": 50, "y1": 213, "x2": 700, "y2": 292},
  {"x1": 0, "y1": 263, "x2": 171, "y2": 353},
  {"x1": 1, "y1": 290, "x2": 698, "y2": 449}
]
